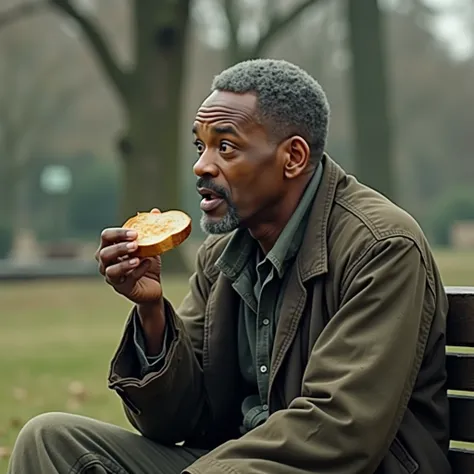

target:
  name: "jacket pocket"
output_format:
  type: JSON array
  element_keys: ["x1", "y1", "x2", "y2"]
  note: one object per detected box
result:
[{"x1": 389, "y1": 437, "x2": 419, "y2": 474}]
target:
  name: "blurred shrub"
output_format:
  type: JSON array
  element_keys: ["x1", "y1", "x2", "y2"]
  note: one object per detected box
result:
[
  {"x1": 428, "y1": 187, "x2": 474, "y2": 246},
  {"x1": 69, "y1": 159, "x2": 120, "y2": 239},
  {"x1": 30, "y1": 154, "x2": 120, "y2": 242}
]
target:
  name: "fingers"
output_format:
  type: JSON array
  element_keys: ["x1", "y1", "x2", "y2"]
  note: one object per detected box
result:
[
  {"x1": 105, "y1": 258, "x2": 151, "y2": 287},
  {"x1": 98, "y1": 241, "x2": 138, "y2": 275},
  {"x1": 101, "y1": 239, "x2": 137, "y2": 264},
  {"x1": 150, "y1": 208, "x2": 161, "y2": 214},
  {"x1": 95, "y1": 226, "x2": 138, "y2": 269},
  {"x1": 100, "y1": 227, "x2": 137, "y2": 249}
]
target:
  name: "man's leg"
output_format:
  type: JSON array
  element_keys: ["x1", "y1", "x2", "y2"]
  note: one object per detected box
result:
[{"x1": 7, "y1": 412, "x2": 208, "y2": 474}]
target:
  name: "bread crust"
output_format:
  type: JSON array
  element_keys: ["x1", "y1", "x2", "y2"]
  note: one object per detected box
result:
[{"x1": 122, "y1": 210, "x2": 192, "y2": 257}]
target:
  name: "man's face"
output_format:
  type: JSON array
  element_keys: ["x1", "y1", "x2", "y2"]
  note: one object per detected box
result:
[{"x1": 192, "y1": 90, "x2": 286, "y2": 234}]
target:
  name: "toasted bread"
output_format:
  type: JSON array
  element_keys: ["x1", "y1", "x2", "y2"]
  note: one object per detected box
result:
[{"x1": 122, "y1": 210, "x2": 192, "y2": 257}]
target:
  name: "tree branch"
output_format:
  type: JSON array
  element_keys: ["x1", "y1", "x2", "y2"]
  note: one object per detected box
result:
[
  {"x1": 0, "y1": 1, "x2": 48, "y2": 31},
  {"x1": 49, "y1": 0, "x2": 130, "y2": 102},
  {"x1": 250, "y1": 0, "x2": 326, "y2": 57},
  {"x1": 223, "y1": 0, "x2": 242, "y2": 63}
]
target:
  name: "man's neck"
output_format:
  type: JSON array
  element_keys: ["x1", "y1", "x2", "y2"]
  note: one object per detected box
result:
[{"x1": 248, "y1": 171, "x2": 314, "y2": 254}]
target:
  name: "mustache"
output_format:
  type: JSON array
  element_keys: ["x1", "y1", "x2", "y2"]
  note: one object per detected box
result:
[{"x1": 196, "y1": 178, "x2": 230, "y2": 201}]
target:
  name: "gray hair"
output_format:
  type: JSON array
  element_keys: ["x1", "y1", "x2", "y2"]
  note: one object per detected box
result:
[{"x1": 211, "y1": 58, "x2": 330, "y2": 164}]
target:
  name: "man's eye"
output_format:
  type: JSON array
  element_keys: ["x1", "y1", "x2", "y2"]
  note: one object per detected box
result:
[
  {"x1": 194, "y1": 141, "x2": 204, "y2": 154},
  {"x1": 220, "y1": 142, "x2": 235, "y2": 153}
]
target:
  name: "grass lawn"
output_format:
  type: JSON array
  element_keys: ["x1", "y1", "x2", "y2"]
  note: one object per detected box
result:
[
  {"x1": 0, "y1": 249, "x2": 473, "y2": 470},
  {"x1": 0, "y1": 277, "x2": 188, "y2": 471}
]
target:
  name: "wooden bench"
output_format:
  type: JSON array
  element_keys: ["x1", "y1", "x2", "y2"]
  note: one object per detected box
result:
[{"x1": 446, "y1": 286, "x2": 474, "y2": 473}]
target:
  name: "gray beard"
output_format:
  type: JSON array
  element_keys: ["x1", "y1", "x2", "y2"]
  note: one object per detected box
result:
[{"x1": 200, "y1": 201, "x2": 240, "y2": 234}]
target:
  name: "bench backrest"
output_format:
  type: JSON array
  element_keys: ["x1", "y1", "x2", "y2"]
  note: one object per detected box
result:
[{"x1": 446, "y1": 286, "x2": 474, "y2": 473}]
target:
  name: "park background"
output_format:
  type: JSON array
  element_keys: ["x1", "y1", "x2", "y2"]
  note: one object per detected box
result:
[{"x1": 0, "y1": 0, "x2": 473, "y2": 469}]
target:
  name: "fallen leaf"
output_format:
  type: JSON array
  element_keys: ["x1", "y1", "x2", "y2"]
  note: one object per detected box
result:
[
  {"x1": 66, "y1": 398, "x2": 81, "y2": 411},
  {"x1": 12, "y1": 387, "x2": 28, "y2": 401},
  {"x1": 0, "y1": 446, "x2": 11, "y2": 459},
  {"x1": 9, "y1": 418, "x2": 23, "y2": 429},
  {"x1": 67, "y1": 381, "x2": 88, "y2": 401}
]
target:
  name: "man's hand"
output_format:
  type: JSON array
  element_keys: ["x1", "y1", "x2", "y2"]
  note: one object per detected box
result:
[{"x1": 95, "y1": 208, "x2": 163, "y2": 305}]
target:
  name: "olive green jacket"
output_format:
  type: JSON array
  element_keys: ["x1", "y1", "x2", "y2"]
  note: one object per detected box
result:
[{"x1": 108, "y1": 155, "x2": 450, "y2": 474}]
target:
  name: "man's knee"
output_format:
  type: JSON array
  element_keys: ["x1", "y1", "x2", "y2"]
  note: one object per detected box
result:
[
  {"x1": 8, "y1": 412, "x2": 103, "y2": 473},
  {"x1": 14, "y1": 412, "x2": 79, "y2": 451}
]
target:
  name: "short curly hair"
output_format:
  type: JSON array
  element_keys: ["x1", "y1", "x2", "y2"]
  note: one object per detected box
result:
[{"x1": 211, "y1": 58, "x2": 330, "y2": 164}]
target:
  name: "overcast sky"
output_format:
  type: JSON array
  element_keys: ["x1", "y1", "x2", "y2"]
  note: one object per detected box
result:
[
  {"x1": 424, "y1": 0, "x2": 473, "y2": 59},
  {"x1": 67, "y1": 0, "x2": 474, "y2": 61}
]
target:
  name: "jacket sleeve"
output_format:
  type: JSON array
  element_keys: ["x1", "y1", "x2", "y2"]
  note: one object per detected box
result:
[
  {"x1": 133, "y1": 313, "x2": 170, "y2": 377},
  {"x1": 107, "y1": 243, "x2": 213, "y2": 444},
  {"x1": 185, "y1": 236, "x2": 437, "y2": 474}
]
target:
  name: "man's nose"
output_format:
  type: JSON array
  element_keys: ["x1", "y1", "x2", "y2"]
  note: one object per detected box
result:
[{"x1": 193, "y1": 150, "x2": 219, "y2": 178}]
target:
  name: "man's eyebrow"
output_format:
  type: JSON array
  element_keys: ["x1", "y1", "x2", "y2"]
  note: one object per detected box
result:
[
  {"x1": 192, "y1": 123, "x2": 240, "y2": 137},
  {"x1": 212, "y1": 125, "x2": 239, "y2": 137}
]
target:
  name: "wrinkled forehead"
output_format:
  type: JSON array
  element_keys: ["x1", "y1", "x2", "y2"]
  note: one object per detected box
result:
[
  {"x1": 193, "y1": 90, "x2": 260, "y2": 134},
  {"x1": 200, "y1": 90, "x2": 257, "y2": 110}
]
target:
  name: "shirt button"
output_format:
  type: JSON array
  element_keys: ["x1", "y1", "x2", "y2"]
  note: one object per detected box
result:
[
  {"x1": 262, "y1": 404, "x2": 269, "y2": 411},
  {"x1": 262, "y1": 318, "x2": 270, "y2": 326},
  {"x1": 260, "y1": 365, "x2": 268, "y2": 373}
]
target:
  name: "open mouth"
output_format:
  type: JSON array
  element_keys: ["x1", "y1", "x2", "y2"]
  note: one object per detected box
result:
[
  {"x1": 201, "y1": 191, "x2": 221, "y2": 201},
  {"x1": 198, "y1": 188, "x2": 225, "y2": 212}
]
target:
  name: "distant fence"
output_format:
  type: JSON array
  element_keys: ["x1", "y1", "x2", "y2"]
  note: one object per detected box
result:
[
  {"x1": 0, "y1": 243, "x2": 200, "y2": 281},
  {"x1": 0, "y1": 259, "x2": 99, "y2": 281}
]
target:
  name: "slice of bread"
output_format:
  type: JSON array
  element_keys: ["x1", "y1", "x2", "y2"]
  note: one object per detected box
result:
[{"x1": 122, "y1": 210, "x2": 192, "y2": 257}]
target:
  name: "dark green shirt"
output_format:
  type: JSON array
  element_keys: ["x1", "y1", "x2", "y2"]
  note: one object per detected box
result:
[{"x1": 215, "y1": 163, "x2": 323, "y2": 433}]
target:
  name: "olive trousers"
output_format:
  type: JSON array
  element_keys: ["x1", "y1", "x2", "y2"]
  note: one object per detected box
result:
[{"x1": 7, "y1": 412, "x2": 208, "y2": 473}]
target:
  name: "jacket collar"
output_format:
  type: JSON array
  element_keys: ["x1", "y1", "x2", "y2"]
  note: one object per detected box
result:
[{"x1": 296, "y1": 153, "x2": 343, "y2": 282}]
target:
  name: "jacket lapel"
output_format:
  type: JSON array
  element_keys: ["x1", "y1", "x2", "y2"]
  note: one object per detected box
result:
[
  {"x1": 268, "y1": 155, "x2": 342, "y2": 407},
  {"x1": 268, "y1": 257, "x2": 307, "y2": 401}
]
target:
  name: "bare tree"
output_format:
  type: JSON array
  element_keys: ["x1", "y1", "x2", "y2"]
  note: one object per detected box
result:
[
  {"x1": 194, "y1": 0, "x2": 327, "y2": 64},
  {"x1": 0, "y1": 0, "x2": 334, "y2": 271},
  {"x1": 0, "y1": 14, "x2": 90, "y2": 259}
]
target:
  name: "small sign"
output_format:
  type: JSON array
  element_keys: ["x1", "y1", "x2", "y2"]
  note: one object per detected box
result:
[{"x1": 40, "y1": 165, "x2": 72, "y2": 195}]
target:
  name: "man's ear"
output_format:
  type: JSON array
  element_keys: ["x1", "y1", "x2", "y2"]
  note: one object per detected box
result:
[{"x1": 279, "y1": 136, "x2": 311, "y2": 179}]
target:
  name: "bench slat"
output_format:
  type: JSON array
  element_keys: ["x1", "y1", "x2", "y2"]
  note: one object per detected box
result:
[
  {"x1": 449, "y1": 447, "x2": 474, "y2": 474},
  {"x1": 446, "y1": 353, "x2": 474, "y2": 391},
  {"x1": 449, "y1": 395, "x2": 474, "y2": 443},
  {"x1": 446, "y1": 287, "x2": 474, "y2": 347}
]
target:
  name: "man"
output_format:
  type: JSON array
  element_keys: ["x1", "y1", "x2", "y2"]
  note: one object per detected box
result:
[{"x1": 8, "y1": 59, "x2": 450, "y2": 474}]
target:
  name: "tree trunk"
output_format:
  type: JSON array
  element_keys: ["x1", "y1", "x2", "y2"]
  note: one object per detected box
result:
[
  {"x1": 347, "y1": 0, "x2": 395, "y2": 201},
  {"x1": 118, "y1": 0, "x2": 192, "y2": 274}
]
